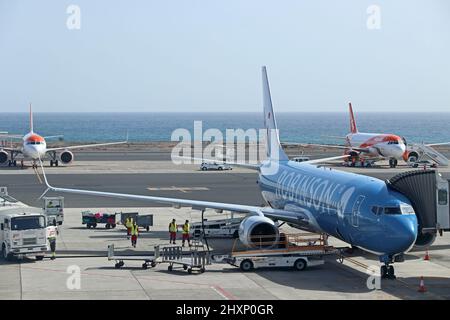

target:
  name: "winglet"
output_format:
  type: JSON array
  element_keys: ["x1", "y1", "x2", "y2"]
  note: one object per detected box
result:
[{"x1": 349, "y1": 102, "x2": 358, "y2": 134}]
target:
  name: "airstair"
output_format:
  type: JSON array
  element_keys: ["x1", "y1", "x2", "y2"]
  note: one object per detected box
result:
[{"x1": 407, "y1": 143, "x2": 449, "y2": 167}]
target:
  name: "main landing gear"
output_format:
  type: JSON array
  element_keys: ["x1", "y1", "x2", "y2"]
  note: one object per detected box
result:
[
  {"x1": 7, "y1": 160, "x2": 17, "y2": 167},
  {"x1": 389, "y1": 158, "x2": 398, "y2": 168}
]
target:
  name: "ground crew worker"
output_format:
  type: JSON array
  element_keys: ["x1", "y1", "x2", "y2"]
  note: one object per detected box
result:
[
  {"x1": 169, "y1": 219, "x2": 177, "y2": 244},
  {"x1": 131, "y1": 221, "x2": 139, "y2": 248},
  {"x1": 182, "y1": 220, "x2": 191, "y2": 247},
  {"x1": 47, "y1": 220, "x2": 59, "y2": 260},
  {"x1": 125, "y1": 217, "x2": 133, "y2": 239}
]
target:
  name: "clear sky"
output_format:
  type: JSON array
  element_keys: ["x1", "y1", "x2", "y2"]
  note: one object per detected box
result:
[{"x1": 0, "y1": 0, "x2": 449, "y2": 112}]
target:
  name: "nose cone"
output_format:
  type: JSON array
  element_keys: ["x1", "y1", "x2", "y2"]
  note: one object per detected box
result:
[
  {"x1": 393, "y1": 144, "x2": 406, "y2": 159},
  {"x1": 385, "y1": 215, "x2": 418, "y2": 254}
]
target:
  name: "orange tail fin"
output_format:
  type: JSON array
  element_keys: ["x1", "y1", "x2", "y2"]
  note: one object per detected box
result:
[{"x1": 349, "y1": 102, "x2": 358, "y2": 134}]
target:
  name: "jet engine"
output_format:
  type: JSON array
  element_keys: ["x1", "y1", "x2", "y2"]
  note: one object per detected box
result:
[
  {"x1": 0, "y1": 150, "x2": 8, "y2": 164},
  {"x1": 238, "y1": 216, "x2": 280, "y2": 248},
  {"x1": 59, "y1": 150, "x2": 74, "y2": 164},
  {"x1": 414, "y1": 231, "x2": 437, "y2": 249},
  {"x1": 405, "y1": 151, "x2": 419, "y2": 164}
]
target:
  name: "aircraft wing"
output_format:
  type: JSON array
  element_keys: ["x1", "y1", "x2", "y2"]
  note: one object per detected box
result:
[
  {"x1": 44, "y1": 135, "x2": 64, "y2": 140},
  {"x1": 304, "y1": 155, "x2": 350, "y2": 164},
  {"x1": 283, "y1": 142, "x2": 370, "y2": 153},
  {"x1": 1, "y1": 147, "x2": 21, "y2": 152},
  {"x1": 0, "y1": 134, "x2": 23, "y2": 139},
  {"x1": 46, "y1": 140, "x2": 128, "y2": 152},
  {"x1": 38, "y1": 160, "x2": 302, "y2": 222},
  {"x1": 426, "y1": 142, "x2": 450, "y2": 147}
]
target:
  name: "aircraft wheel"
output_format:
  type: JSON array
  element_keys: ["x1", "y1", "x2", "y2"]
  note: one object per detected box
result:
[
  {"x1": 55, "y1": 160, "x2": 59, "y2": 167},
  {"x1": 380, "y1": 265, "x2": 388, "y2": 279},
  {"x1": 388, "y1": 266, "x2": 396, "y2": 279}
]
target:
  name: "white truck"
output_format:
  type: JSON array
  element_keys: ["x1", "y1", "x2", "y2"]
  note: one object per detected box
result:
[
  {"x1": 43, "y1": 196, "x2": 64, "y2": 226},
  {"x1": 1, "y1": 189, "x2": 48, "y2": 261}
]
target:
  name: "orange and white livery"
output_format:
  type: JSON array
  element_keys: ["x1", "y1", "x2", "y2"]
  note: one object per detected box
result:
[
  {"x1": 296, "y1": 103, "x2": 449, "y2": 168},
  {"x1": 0, "y1": 104, "x2": 127, "y2": 168}
]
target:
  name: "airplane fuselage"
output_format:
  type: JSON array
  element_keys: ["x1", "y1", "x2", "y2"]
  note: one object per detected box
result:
[
  {"x1": 22, "y1": 132, "x2": 47, "y2": 160},
  {"x1": 258, "y1": 160, "x2": 417, "y2": 259},
  {"x1": 346, "y1": 132, "x2": 406, "y2": 160}
]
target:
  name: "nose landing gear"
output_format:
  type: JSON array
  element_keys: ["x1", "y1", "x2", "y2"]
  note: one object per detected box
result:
[{"x1": 381, "y1": 264, "x2": 396, "y2": 280}]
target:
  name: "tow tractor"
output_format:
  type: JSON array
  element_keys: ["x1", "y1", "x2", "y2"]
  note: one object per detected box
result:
[{"x1": 213, "y1": 233, "x2": 339, "y2": 272}]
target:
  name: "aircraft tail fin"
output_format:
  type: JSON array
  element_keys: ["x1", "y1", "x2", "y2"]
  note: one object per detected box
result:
[
  {"x1": 262, "y1": 66, "x2": 289, "y2": 161},
  {"x1": 349, "y1": 102, "x2": 358, "y2": 134},
  {"x1": 29, "y1": 103, "x2": 34, "y2": 133}
]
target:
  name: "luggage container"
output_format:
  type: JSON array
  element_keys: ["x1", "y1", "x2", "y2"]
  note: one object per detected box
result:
[{"x1": 81, "y1": 210, "x2": 116, "y2": 229}]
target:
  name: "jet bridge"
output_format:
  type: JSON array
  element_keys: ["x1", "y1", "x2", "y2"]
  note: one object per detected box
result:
[{"x1": 386, "y1": 170, "x2": 450, "y2": 248}]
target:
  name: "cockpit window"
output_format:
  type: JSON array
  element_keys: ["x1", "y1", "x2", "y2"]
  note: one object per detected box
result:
[
  {"x1": 384, "y1": 207, "x2": 402, "y2": 215},
  {"x1": 387, "y1": 141, "x2": 399, "y2": 145},
  {"x1": 400, "y1": 205, "x2": 415, "y2": 215},
  {"x1": 371, "y1": 206, "x2": 383, "y2": 215}
]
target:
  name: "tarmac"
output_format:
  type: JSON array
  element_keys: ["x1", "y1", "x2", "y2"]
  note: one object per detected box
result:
[
  {"x1": 1, "y1": 207, "x2": 450, "y2": 300},
  {"x1": 1, "y1": 149, "x2": 450, "y2": 300}
]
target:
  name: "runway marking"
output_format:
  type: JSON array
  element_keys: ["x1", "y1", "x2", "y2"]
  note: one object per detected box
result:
[
  {"x1": 147, "y1": 186, "x2": 210, "y2": 193},
  {"x1": 33, "y1": 166, "x2": 43, "y2": 184},
  {"x1": 211, "y1": 285, "x2": 237, "y2": 300}
]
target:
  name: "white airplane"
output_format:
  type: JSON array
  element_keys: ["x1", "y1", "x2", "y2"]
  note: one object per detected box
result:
[
  {"x1": 289, "y1": 103, "x2": 449, "y2": 168},
  {"x1": 0, "y1": 105, "x2": 128, "y2": 168}
]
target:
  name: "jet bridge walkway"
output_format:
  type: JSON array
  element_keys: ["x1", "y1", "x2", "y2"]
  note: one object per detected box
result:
[{"x1": 387, "y1": 169, "x2": 450, "y2": 247}]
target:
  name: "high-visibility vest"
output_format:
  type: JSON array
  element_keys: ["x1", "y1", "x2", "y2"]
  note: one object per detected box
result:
[
  {"x1": 182, "y1": 223, "x2": 190, "y2": 234},
  {"x1": 169, "y1": 222, "x2": 177, "y2": 232},
  {"x1": 131, "y1": 224, "x2": 139, "y2": 236},
  {"x1": 125, "y1": 218, "x2": 133, "y2": 228}
]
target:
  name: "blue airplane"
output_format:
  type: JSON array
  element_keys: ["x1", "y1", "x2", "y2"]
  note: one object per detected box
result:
[{"x1": 39, "y1": 66, "x2": 418, "y2": 279}]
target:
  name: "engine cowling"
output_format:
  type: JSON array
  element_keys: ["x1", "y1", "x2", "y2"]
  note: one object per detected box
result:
[
  {"x1": 414, "y1": 232, "x2": 437, "y2": 249},
  {"x1": 238, "y1": 216, "x2": 279, "y2": 248},
  {"x1": 406, "y1": 151, "x2": 419, "y2": 164},
  {"x1": 0, "y1": 150, "x2": 8, "y2": 164},
  {"x1": 59, "y1": 150, "x2": 74, "y2": 164}
]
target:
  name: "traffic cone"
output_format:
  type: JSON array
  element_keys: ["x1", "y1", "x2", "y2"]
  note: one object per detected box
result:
[
  {"x1": 418, "y1": 276, "x2": 427, "y2": 293},
  {"x1": 424, "y1": 250, "x2": 430, "y2": 261}
]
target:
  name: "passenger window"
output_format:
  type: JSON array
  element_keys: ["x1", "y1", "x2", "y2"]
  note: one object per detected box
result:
[{"x1": 438, "y1": 189, "x2": 448, "y2": 205}]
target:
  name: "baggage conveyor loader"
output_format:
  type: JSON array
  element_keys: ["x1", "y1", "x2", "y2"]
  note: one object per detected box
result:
[{"x1": 212, "y1": 233, "x2": 340, "y2": 272}]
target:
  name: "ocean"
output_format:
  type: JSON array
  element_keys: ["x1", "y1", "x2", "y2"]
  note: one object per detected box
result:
[{"x1": 0, "y1": 112, "x2": 448, "y2": 145}]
